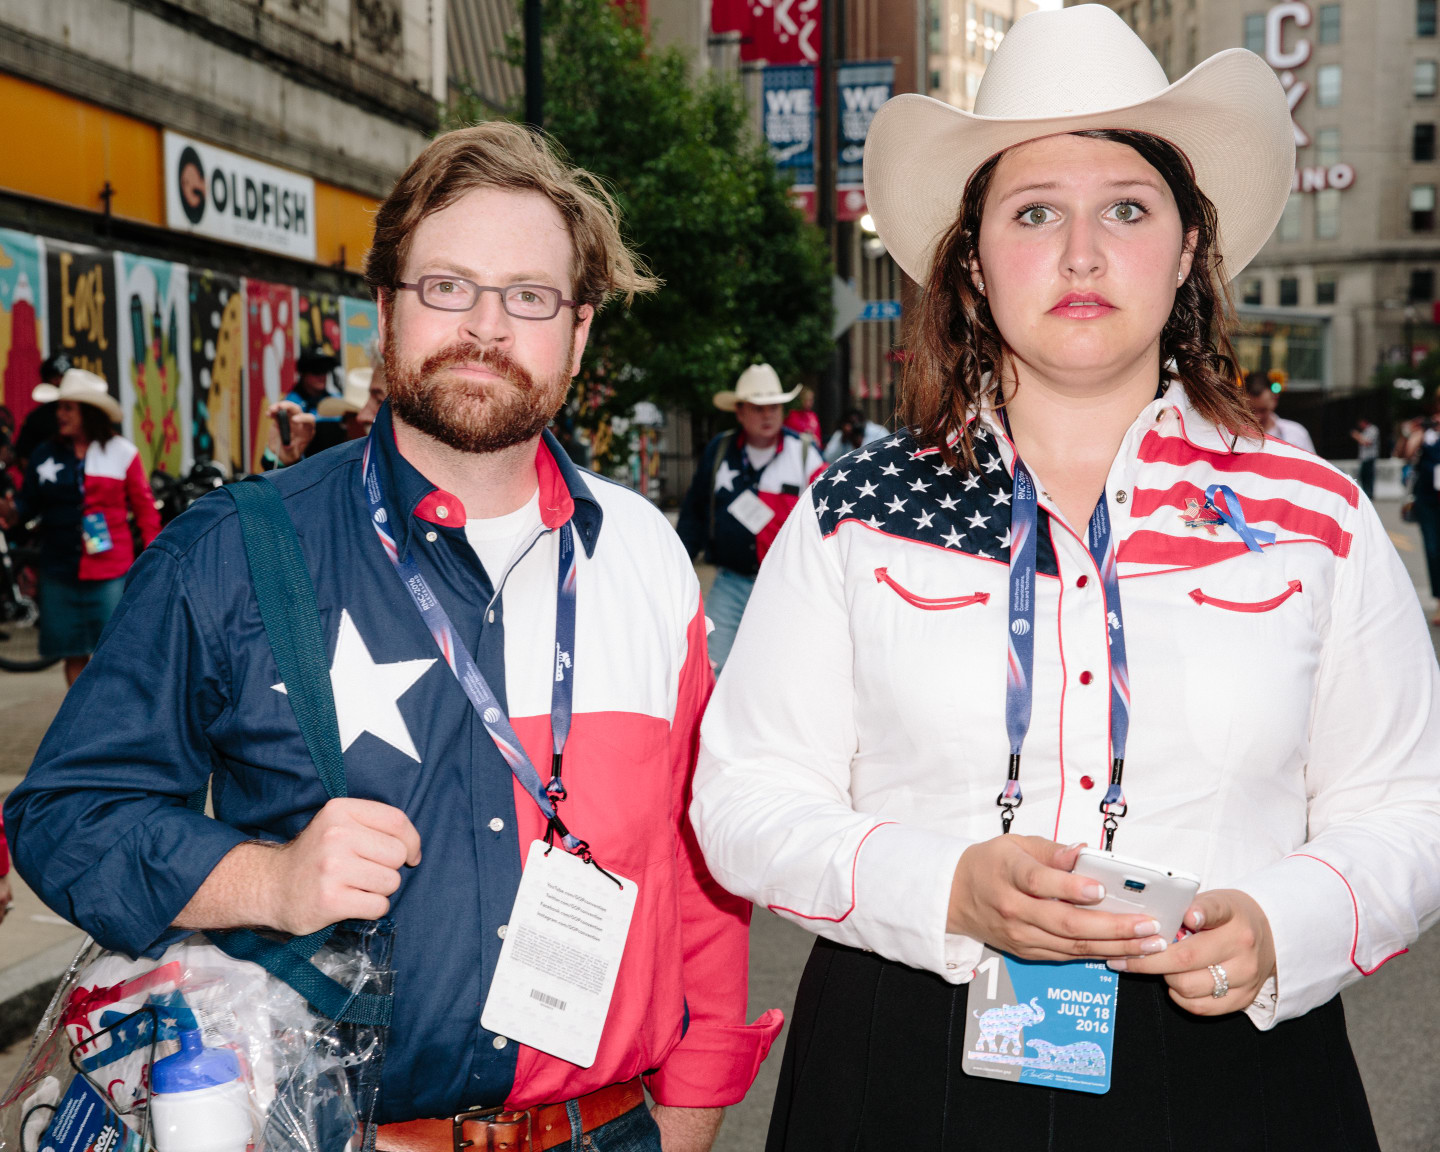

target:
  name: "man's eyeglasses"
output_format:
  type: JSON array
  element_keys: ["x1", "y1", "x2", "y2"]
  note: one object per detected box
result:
[{"x1": 396, "y1": 275, "x2": 580, "y2": 320}]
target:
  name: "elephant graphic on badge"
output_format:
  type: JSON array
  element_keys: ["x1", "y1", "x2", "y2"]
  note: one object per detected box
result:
[{"x1": 973, "y1": 997, "x2": 1045, "y2": 1055}]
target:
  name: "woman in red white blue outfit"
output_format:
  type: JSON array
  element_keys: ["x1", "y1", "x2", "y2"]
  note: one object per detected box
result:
[
  {"x1": 2, "y1": 369, "x2": 159, "y2": 684},
  {"x1": 691, "y1": 6, "x2": 1440, "y2": 1149}
]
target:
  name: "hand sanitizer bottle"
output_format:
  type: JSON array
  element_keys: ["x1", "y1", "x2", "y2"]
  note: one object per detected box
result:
[{"x1": 149, "y1": 1028, "x2": 252, "y2": 1152}]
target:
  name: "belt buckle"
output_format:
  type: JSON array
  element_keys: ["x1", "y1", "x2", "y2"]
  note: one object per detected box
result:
[
  {"x1": 453, "y1": 1106, "x2": 502, "y2": 1152},
  {"x1": 453, "y1": 1106, "x2": 531, "y2": 1152}
]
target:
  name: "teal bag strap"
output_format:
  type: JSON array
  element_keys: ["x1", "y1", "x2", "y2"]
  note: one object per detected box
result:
[{"x1": 199, "y1": 477, "x2": 392, "y2": 1027}]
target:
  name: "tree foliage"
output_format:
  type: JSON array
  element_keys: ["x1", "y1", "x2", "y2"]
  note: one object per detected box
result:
[{"x1": 459, "y1": 0, "x2": 832, "y2": 427}]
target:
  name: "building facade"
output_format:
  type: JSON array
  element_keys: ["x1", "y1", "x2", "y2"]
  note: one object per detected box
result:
[{"x1": 1079, "y1": 0, "x2": 1439, "y2": 398}]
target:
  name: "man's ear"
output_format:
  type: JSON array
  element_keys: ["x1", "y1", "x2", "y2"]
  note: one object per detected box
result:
[{"x1": 570, "y1": 304, "x2": 595, "y2": 378}]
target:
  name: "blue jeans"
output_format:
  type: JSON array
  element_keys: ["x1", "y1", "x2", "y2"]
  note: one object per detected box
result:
[
  {"x1": 705, "y1": 568, "x2": 755, "y2": 674},
  {"x1": 566, "y1": 1101, "x2": 662, "y2": 1151},
  {"x1": 1415, "y1": 500, "x2": 1440, "y2": 599}
]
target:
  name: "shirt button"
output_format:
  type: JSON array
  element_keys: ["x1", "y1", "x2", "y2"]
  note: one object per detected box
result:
[
  {"x1": 436, "y1": 505, "x2": 449, "y2": 519},
  {"x1": 492, "y1": 1036, "x2": 508, "y2": 1050},
  {"x1": 1114, "y1": 490, "x2": 1128, "y2": 504},
  {"x1": 1076, "y1": 575, "x2": 1089, "y2": 588},
  {"x1": 1079, "y1": 670, "x2": 1094, "y2": 685},
  {"x1": 487, "y1": 610, "x2": 496, "y2": 623},
  {"x1": 489, "y1": 817, "x2": 505, "y2": 832},
  {"x1": 1081, "y1": 775, "x2": 1095, "y2": 790},
  {"x1": 497, "y1": 924, "x2": 508, "y2": 939},
  {"x1": 425, "y1": 531, "x2": 437, "y2": 543},
  {"x1": 946, "y1": 963, "x2": 958, "y2": 970}
]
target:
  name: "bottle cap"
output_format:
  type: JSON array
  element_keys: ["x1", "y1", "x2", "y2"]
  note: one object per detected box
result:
[{"x1": 151, "y1": 1028, "x2": 241, "y2": 1093}]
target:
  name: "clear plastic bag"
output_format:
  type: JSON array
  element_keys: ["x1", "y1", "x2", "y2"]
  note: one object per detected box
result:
[{"x1": 0, "y1": 922, "x2": 391, "y2": 1152}]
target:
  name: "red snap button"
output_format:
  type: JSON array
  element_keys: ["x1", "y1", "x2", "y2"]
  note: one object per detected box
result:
[
  {"x1": 1076, "y1": 575, "x2": 1089, "y2": 588},
  {"x1": 1079, "y1": 670, "x2": 1094, "y2": 685},
  {"x1": 1080, "y1": 775, "x2": 1095, "y2": 790}
]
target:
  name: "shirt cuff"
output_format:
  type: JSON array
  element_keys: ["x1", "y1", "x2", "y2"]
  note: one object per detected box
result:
[{"x1": 643, "y1": 1010, "x2": 784, "y2": 1107}]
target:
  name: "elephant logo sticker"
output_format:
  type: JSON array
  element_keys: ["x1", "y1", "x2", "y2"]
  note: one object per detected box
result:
[{"x1": 972, "y1": 996, "x2": 1044, "y2": 1056}]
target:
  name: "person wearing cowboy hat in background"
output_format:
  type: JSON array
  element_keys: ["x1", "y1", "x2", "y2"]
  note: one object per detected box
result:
[
  {"x1": 286, "y1": 350, "x2": 343, "y2": 415},
  {"x1": 0, "y1": 369, "x2": 159, "y2": 686},
  {"x1": 265, "y1": 364, "x2": 389, "y2": 467},
  {"x1": 676, "y1": 363, "x2": 824, "y2": 674},
  {"x1": 692, "y1": 6, "x2": 1440, "y2": 1149}
]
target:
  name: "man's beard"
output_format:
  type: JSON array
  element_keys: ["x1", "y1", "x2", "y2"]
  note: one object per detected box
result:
[{"x1": 385, "y1": 328, "x2": 572, "y2": 454}]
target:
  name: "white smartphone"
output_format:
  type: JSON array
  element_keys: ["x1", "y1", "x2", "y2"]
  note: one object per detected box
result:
[{"x1": 1072, "y1": 848, "x2": 1201, "y2": 941}]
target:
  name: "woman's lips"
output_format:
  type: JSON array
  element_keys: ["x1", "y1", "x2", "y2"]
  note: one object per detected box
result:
[{"x1": 1049, "y1": 292, "x2": 1115, "y2": 319}]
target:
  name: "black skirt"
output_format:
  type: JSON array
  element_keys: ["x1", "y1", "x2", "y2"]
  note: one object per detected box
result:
[{"x1": 767, "y1": 937, "x2": 1379, "y2": 1152}]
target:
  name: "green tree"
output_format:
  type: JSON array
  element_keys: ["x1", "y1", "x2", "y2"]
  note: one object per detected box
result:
[{"x1": 452, "y1": 0, "x2": 833, "y2": 460}]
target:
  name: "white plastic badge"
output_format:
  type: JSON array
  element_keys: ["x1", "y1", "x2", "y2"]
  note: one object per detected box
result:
[
  {"x1": 481, "y1": 840, "x2": 637, "y2": 1067},
  {"x1": 960, "y1": 945, "x2": 1118, "y2": 1094},
  {"x1": 726, "y1": 489, "x2": 776, "y2": 535}
]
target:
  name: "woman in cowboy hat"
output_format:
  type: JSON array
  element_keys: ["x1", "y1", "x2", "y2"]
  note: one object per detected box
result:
[
  {"x1": 691, "y1": 6, "x2": 1437, "y2": 1148},
  {"x1": 0, "y1": 369, "x2": 159, "y2": 685}
]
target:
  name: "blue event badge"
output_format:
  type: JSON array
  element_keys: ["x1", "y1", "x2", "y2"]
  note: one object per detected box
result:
[
  {"x1": 960, "y1": 944, "x2": 1119, "y2": 1094},
  {"x1": 37, "y1": 1073, "x2": 145, "y2": 1152},
  {"x1": 81, "y1": 511, "x2": 114, "y2": 555}
]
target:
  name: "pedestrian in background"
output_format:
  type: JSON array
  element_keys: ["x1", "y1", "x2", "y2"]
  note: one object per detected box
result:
[
  {"x1": 1351, "y1": 416, "x2": 1379, "y2": 499},
  {"x1": 822, "y1": 406, "x2": 890, "y2": 462},
  {"x1": 0, "y1": 369, "x2": 159, "y2": 685},
  {"x1": 267, "y1": 364, "x2": 388, "y2": 466},
  {"x1": 677, "y1": 364, "x2": 824, "y2": 673},
  {"x1": 1245, "y1": 370, "x2": 1316, "y2": 453},
  {"x1": 692, "y1": 7, "x2": 1440, "y2": 1149},
  {"x1": 783, "y1": 386, "x2": 822, "y2": 447},
  {"x1": 1403, "y1": 399, "x2": 1440, "y2": 626}
]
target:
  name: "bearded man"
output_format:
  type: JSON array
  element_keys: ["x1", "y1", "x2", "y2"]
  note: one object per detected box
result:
[{"x1": 7, "y1": 123, "x2": 780, "y2": 1151}]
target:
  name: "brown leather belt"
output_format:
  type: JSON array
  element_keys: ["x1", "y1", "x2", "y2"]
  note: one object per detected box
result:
[{"x1": 375, "y1": 1077, "x2": 646, "y2": 1152}]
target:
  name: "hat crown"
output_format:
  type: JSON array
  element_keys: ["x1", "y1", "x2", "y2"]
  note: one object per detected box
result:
[
  {"x1": 735, "y1": 363, "x2": 784, "y2": 400},
  {"x1": 974, "y1": 4, "x2": 1170, "y2": 120}
]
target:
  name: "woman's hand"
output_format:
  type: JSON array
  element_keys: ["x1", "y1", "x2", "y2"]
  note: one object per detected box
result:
[
  {"x1": 948, "y1": 836, "x2": 1170, "y2": 962},
  {"x1": 1108, "y1": 888, "x2": 1276, "y2": 1016}
]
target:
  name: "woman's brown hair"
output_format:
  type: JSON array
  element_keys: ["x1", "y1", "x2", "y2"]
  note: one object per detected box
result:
[{"x1": 901, "y1": 129, "x2": 1259, "y2": 468}]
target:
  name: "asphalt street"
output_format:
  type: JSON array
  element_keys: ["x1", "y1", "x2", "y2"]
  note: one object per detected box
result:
[{"x1": 0, "y1": 499, "x2": 1436, "y2": 1149}]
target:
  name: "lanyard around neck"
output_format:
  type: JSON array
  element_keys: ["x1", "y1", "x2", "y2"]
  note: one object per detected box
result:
[
  {"x1": 362, "y1": 433, "x2": 585, "y2": 853},
  {"x1": 999, "y1": 422, "x2": 1132, "y2": 851}
]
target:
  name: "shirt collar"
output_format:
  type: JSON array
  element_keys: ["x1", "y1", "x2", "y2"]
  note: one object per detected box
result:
[{"x1": 369, "y1": 401, "x2": 603, "y2": 558}]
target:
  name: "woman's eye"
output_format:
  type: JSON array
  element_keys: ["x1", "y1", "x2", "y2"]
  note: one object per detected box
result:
[
  {"x1": 1018, "y1": 205, "x2": 1054, "y2": 226},
  {"x1": 1109, "y1": 201, "x2": 1145, "y2": 222}
]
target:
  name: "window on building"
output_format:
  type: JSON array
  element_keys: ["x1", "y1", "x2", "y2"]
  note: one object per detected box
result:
[
  {"x1": 1242, "y1": 278, "x2": 1263, "y2": 305},
  {"x1": 1161, "y1": 38, "x2": 1172, "y2": 72},
  {"x1": 1187, "y1": 26, "x2": 1198, "y2": 69},
  {"x1": 1244, "y1": 13, "x2": 1266, "y2": 54},
  {"x1": 1278, "y1": 193, "x2": 1303, "y2": 241},
  {"x1": 1130, "y1": 2, "x2": 1141, "y2": 26},
  {"x1": 1150, "y1": 0, "x2": 1159, "y2": 20},
  {"x1": 1316, "y1": 188, "x2": 1341, "y2": 239},
  {"x1": 931, "y1": 69, "x2": 943, "y2": 91},
  {"x1": 1419, "y1": 60, "x2": 1439, "y2": 97},
  {"x1": 1315, "y1": 127, "x2": 1341, "y2": 166},
  {"x1": 1316, "y1": 276, "x2": 1337, "y2": 305},
  {"x1": 1279, "y1": 277, "x2": 1300, "y2": 306},
  {"x1": 1422, "y1": 0, "x2": 1438, "y2": 38},
  {"x1": 1413, "y1": 184, "x2": 1437, "y2": 231},
  {"x1": 1418, "y1": 124, "x2": 1437, "y2": 161},
  {"x1": 1318, "y1": 4, "x2": 1341, "y2": 43},
  {"x1": 1412, "y1": 269, "x2": 1436, "y2": 301},
  {"x1": 1316, "y1": 65, "x2": 1342, "y2": 107}
]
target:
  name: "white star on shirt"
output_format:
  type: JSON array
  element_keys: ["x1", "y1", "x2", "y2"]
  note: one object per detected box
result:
[
  {"x1": 934, "y1": 463, "x2": 954, "y2": 477},
  {"x1": 914, "y1": 510, "x2": 936, "y2": 529},
  {"x1": 36, "y1": 457, "x2": 63, "y2": 484},
  {"x1": 975, "y1": 549, "x2": 993, "y2": 559},
  {"x1": 829, "y1": 468, "x2": 850, "y2": 485},
  {"x1": 886, "y1": 437, "x2": 905, "y2": 448},
  {"x1": 857, "y1": 480, "x2": 878, "y2": 499},
  {"x1": 273, "y1": 610, "x2": 435, "y2": 762},
  {"x1": 815, "y1": 497, "x2": 830, "y2": 515},
  {"x1": 909, "y1": 478, "x2": 931, "y2": 493},
  {"x1": 881, "y1": 462, "x2": 901, "y2": 477},
  {"x1": 990, "y1": 489, "x2": 1012, "y2": 506},
  {"x1": 999, "y1": 527, "x2": 1013, "y2": 548},
  {"x1": 937, "y1": 493, "x2": 960, "y2": 510},
  {"x1": 886, "y1": 496, "x2": 908, "y2": 514},
  {"x1": 962, "y1": 474, "x2": 982, "y2": 491},
  {"x1": 853, "y1": 448, "x2": 875, "y2": 462},
  {"x1": 714, "y1": 461, "x2": 740, "y2": 492},
  {"x1": 966, "y1": 510, "x2": 990, "y2": 530},
  {"x1": 865, "y1": 515, "x2": 884, "y2": 529},
  {"x1": 942, "y1": 527, "x2": 965, "y2": 548},
  {"x1": 983, "y1": 455, "x2": 1003, "y2": 473},
  {"x1": 836, "y1": 500, "x2": 855, "y2": 517}
]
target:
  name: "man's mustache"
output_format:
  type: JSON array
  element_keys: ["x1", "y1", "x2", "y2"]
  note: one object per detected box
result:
[{"x1": 419, "y1": 343, "x2": 535, "y2": 390}]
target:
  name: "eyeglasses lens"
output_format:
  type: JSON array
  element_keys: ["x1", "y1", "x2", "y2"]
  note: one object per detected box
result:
[
  {"x1": 418, "y1": 277, "x2": 560, "y2": 319},
  {"x1": 503, "y1": 285, "x2": 560, "y2": 319}
]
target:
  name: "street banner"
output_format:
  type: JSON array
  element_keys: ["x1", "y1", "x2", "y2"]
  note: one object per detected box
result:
[
  {"x1": 164, "y1": 131, "x2": 317, "y2": 262},
  {"x1": 837, "y1": 61, "x2": 894, "y2": 221},
  {"x1": 744, "y1": 0, "x2": 820, "y2": 63},
  {"x1": 764, "y1": 65, "x2": 817, "y2": 220},
  {"x1": 243, "y1": 279, "x2": 297, "y2": 474},
  {"x1": 116, "y1": 253, "x2": 192, "y2": 478},
  {"x1": 341, "y1": 296, "x2": 379, "y2": 376},
  {"x1": 0, "y1": 228, "x2": 46, "y2": 430},
  {"x1": 189, "y1": 270, "x2": 246, "y2": 477},
  {"x1": 45, "y1": 241, "x2": 119, "y2": 392}
]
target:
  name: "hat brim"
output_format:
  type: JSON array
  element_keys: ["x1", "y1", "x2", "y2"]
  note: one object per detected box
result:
[
  {"x1": 864, "y1": 49, "x2": 1295, "y2": 284},
  {"x1": 714, "y1": 384, "x2": 803, "y2": 412},
  {"x1": 317, "y1": 396, "x2": 361, "y2": 417},
  {"x1": 32, "y1": 382, "x2": 123, "y2": 423}
]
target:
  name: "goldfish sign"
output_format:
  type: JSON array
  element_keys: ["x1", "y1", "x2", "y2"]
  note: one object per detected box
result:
[{"x1": 164, "y1": 132, "x2": 317, "y2": 261}]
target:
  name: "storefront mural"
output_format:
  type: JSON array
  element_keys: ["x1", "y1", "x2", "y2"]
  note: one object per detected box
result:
[
  {"x1": 340, "y1": 296, "x2": 379, "y2": 376},
  {"x1": 0, "y1": 228, "x2": 46, "y2": 429},
  {"x1": 244, "y1": 279, "x2": 297, "y2": 473},
  {"x1": 117, "y1": 254, "x2": 192, "y2": 478},
  {"x1": 45, "y1": 241, "x2": 119, "y2": 390},
  {"x1": 190, "y1": 270, "x2": 246, "y2": 477},
  {"x1": 297, "y1": 289, "x2": 341, "y2": 361}
]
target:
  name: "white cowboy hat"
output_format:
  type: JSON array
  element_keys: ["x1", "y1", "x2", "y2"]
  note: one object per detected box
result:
[
  {"x1": 713, "y1": 363, "x2": 801, "y2": 412},
  {"x1": 863, "y1": 3, "x2": 1294, "y2": 284},
  {"x1": 33, "y1": 368, "x2": 122, "y2": 423},
  {"x1": 317, "y1": 367, "x2": 374, "y2": 417}
]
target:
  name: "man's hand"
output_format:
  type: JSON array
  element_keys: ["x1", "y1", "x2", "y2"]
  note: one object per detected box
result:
[
  {"x1": 266, "y1": 401, "x2": 316, "y2": 466},
  {"x1": 947, "y1": 836, "x2": 1170, "y2": 962},
  {"x1": 1109, "y1": 889, "x2": 1276, "y2": 1016},
  {"x1": 649, "y1": 1105, "x2": 723, "y2": 1152},
  {"x1": 174, "y1": 798, "x2": 421, "y2": 936}
]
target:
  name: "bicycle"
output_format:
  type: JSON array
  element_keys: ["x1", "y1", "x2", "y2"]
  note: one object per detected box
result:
[{"x1": 0, "y1": 523, "x2": 56, "y2": 672}]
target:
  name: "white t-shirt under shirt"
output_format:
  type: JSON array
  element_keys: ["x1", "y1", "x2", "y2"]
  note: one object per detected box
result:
[
  {"x1": 464, "y1": 490, "x2": 543, "y2": 581},
  {"x1": 744, "y1": 443, "x2": 778, "y2": 471}
]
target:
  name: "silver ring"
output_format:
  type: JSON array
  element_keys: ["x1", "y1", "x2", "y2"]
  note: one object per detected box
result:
[{"x1": 1208, "y1": 963, "x2": 1229, "y2": 999}]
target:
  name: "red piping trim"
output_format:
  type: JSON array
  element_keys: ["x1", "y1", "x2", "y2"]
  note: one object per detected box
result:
[
  {"x1": 1289, "y1": 853, "x2": 1410, "y2": 976},
  {"x1": 1188, "y1": 580, "x2": 1302, "y2": 613},
  {"x1": 874, "y1": 568, "x2": 989, "y2": 610},
  {"x1": 767, "y1": 821, "x2": 897, "y2": 923},
  {"x1": 1118, "y1": 539, "x2": 1333, "y2": 580}
]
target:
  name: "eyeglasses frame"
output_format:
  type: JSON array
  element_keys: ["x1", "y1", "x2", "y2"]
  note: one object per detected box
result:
[{"x1": 395, "y1": 275, "x2": 582, "y2": 321}]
